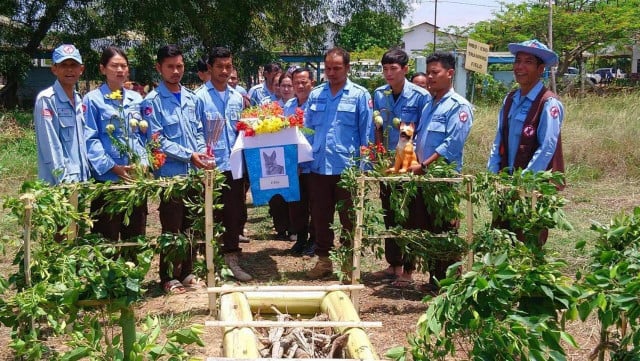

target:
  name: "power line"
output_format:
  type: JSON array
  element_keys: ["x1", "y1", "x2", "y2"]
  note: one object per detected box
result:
[{"x1": 414, "y1": 0, "x2": 502, "y2": 8}]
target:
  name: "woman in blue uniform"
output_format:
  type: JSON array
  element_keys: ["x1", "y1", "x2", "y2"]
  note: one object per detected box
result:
[{"x1": 83, "y1": 46, "x2": 148, "y2": 241}]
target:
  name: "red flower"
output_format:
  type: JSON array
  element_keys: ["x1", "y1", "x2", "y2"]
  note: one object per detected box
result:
[{"x1": 244, "y1": 128, "x2": 255, "y2": 137}]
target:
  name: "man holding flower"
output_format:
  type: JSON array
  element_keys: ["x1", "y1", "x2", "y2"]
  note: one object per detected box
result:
[
  {"x1": 195, "y1": 46, "x2": 252, "y2": 282},
  {"x1": 142, "y1": 44, "x2": 211, "y2": 294},
  {"x1": 370, "y1": 48, "x2": 431, "y2": 283}
]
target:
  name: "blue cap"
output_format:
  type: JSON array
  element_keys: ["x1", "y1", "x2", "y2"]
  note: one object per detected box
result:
[
  {"x1": 52, "y1": 44, "x2": 83, "y2": 64},
  {"x1": 508, "y1": 39, "x2": 558, "y2": 66}
]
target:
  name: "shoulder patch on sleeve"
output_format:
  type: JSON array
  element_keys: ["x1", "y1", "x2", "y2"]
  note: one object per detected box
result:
[
  {"x1": 459, "y1": 110, "x2": 469, "y2": 123},
  {"x1": 42, "y1": 108, "x2": 53, "y2": 121},
  {"x1": 550, "y1": 105, "x2": 560, "y2": 119}
]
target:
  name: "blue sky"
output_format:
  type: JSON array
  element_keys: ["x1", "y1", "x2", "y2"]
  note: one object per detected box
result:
[{"x1": 404, "y1": 0, "x2": 527, "y2": 28}]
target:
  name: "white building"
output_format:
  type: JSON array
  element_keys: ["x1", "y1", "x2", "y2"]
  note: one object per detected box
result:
[{"x1": 402, "y1": 21, "x2": 462, "y2": 56}]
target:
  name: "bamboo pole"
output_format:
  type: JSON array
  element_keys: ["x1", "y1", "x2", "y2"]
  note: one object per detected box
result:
[
  {"x1": 205, "y1": 320, "x2": 382, "y2": 328},
  {"x1": 465, "y1": 178, "x2": 474, "y2": 272},
  {"x1": 20, "y1": 194, "x2": 34, "y2": 288},
  {"x1": 219, "y1": 292, "x2": 261, "y2": 359},
  {"x1": 208, "y1": 284, "x2": 365, "y2": 294},
  {"x1": 120, "y1": 305, "x2": 136, "y2": 361},
  {"x1": 351, "y1": 176, "x2": 366, "y2": 312},
  {"x1": 320, "y1": 291, "x2": 378, "y2": 360},
  {"x1": 67, "y1": 189, "x2": 78, "y2": 241},
  {"x1": 205, "y1": 170, "x2": 217, "y2": 315},
  {"x1": 245, "y1": 291, "x2": 326, "y2": 315},
  {"x1": 205, "y1": 358, "x2": 370, "y2": 361}
]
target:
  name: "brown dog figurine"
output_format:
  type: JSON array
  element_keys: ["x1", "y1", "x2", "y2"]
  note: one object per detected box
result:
[{"x1": 387, "y1": 122, "x2": 419, "y2": 174}]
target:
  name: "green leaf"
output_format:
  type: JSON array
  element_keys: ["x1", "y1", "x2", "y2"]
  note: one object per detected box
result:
[{"x1": 385, "y1": 346, "x2": 407, "y2": 361}]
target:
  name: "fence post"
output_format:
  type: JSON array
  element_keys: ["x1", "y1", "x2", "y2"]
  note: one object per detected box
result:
[
  {"x1": 465, "y1": 177, "x2": 474, "y2": 272},
  {"x1": 351, "y1": 176, "x2": 366, "y2": 313},
  {"x1": 204, "y1": 170, "x2": 217, "y2": 316}
]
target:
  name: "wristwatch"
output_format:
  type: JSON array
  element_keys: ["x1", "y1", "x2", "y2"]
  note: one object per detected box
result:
[{"x1": 421, "y1": 162, "x2": 428, "y2": 172}]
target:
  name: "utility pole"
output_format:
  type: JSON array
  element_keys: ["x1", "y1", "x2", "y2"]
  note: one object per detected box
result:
[
  {"x1": 433, "y1": 0, "x2": 438, "y2": 52},
  {"x1": 548, "y1": 0, "x2": 557, "y2": 93}
]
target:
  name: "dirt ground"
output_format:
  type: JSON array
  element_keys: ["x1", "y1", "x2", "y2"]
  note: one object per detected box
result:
[{"x1": 0, "y1": 202, "x2": 603, "y2": 360}]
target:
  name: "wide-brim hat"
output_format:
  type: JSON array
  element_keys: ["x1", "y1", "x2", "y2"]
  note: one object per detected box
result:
[
  {"x1": 508, "y1": 39, "x2": 558, "y2": 66},
  {"x1": 52, "y1": 44, "x2": 83, "y2": 64}
]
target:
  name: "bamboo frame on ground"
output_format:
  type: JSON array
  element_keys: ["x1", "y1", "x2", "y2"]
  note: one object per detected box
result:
[{"x1": 349, "y1": 175, "x2": 474, "y2": 312}]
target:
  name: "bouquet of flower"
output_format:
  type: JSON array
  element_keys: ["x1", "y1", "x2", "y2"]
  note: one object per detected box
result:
[
  {"x1": 104, "y1": 89, "x2": 165, "y2": 175},
  {"x1": 236, "y1": 103, "x2": 306, "y2": 137},
  {"x1": 147, "y1": 132, "x2": 166, "y2": 170},
  {"x1": 104, "y1": 89, "x2": 141, "y2": 165}
]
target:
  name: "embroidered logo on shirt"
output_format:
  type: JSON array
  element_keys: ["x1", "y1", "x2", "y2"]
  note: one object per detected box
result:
[
  {"x1": 459, "y1": 111, "x2": 468, "y2": 123},
  {"x1": 42, "y1": 108, "x2": 53, "y2": 120},
  {"x1": 550, "y1": 105, "x2": 560, "y2": 119},
  {"x1": 523, "y1": 125, "x2": 535, "y2": 137},
  {"x1": 368, "y1": 99, "x2": 373, "y2": 108},
  {"x1": 144, "y1": 106, "x2": 153, "y2": 116},
  {"x1": 82, "y1": 104, "x2": 87, "y2": 113}
]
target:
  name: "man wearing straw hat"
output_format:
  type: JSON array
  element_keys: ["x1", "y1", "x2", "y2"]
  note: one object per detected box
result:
[
  {"x1": 487, "y1": 39, "x2": 565, "y2": 245},
  {"x1": 195, "y1": 46, "x2": 252, "y2": 282}
]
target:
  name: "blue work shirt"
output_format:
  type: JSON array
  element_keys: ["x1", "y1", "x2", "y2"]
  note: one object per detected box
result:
[
  {"x1": 142, "y1": 82, "x2": 205, "y2": 177},
  {"x1": 414, "y1": 88, "x2": 473, "y2": 173},
  {"x1": 373, "y1": 81, "x2": 431, "y2": 149},
  {"x1": 305, "y1": 80, "x2": 373, "y2": 175},
  {"x1": 487, "y1": 81, "x2": 564, "y2": 173},
  {"x1": 249, "y1": 83, "x2": 277, "y2": 106},
  {"x1": 284, "y1": 96, "x2": 312, "y2": 173},
  {"x1": 34, "y1": 80, "x2": 90, "y2": 185},
  {"x1": 83, "y1": 84, "x2": 148, "y2": 182},
  {"x1": 194, "y1": 82, "x2": 244, "y2": 172}
]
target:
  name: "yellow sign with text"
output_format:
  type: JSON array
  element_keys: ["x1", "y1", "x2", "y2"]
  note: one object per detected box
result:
[{"x1": 465, "y1": 39, "x2": 490, "y2": 74}]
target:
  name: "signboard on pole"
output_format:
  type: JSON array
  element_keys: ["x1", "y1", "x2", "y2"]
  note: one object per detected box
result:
[{"x1": 465, "y1": 39, "x2": 490, "y2": 74}]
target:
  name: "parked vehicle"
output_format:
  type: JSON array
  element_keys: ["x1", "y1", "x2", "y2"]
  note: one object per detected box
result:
[
  {"x1": 594, "y1": 67, "x2": 626, "y2": 83},
  {"x1": 557, "y1": 66, "x2": 600, "y2": 84}
]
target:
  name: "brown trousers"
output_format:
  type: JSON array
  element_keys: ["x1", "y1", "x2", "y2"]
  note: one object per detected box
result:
[
  {"x1": 308, "y1": 173, "x2": 354, "y2": 257},
  {"x1": 90, "y1": 194, "x2": 147, "y2": 241}
]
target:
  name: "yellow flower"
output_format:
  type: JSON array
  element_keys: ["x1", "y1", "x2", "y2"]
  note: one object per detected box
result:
[
  {"x1": 129, "y1": 118, "x2": 139, "y2": 128},
  {"x1": 105, "y1": 89, "x2": 123, "y2": 100},
  {"x1": 106, "y1": 123, "x2": 116, "y2": 133},
  {"x1": 138, "y1": 120, "x2": 149, "y2": 133}
]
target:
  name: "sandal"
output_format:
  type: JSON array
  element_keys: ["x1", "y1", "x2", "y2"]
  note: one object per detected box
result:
[
  {"x1": 164, "y1": 279, "x2": 186, "y2": 294},
  {"x1": 182, "y1": 274, "x2": 206, "y2": 289},
  {"x1": 370, "y1": 268, "x2": 399, "y2": 280},
  {"x1": 390, "y1": 279, "x2": 415, "y2": 289}
]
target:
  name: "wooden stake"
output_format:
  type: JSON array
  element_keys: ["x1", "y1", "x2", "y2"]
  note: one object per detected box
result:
[
  {"x1": 205, "y1": 170, "x2": 217, "y2": 316},
  {"x1": 206, "y1": 320, "x2": 382, "y2": 328}
]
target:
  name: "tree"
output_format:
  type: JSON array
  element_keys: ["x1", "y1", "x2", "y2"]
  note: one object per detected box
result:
[
  {"x1": 470, "y1": 0, "x2": 640, "y2": 75},
  {"x1": 0, "y1": 0, "x2": 410, "y2": 108},
  {"x1": 0, "y1": 0, "x2": 78, "y2": 107},
  {"x1": 335, "y1": 9, "x2": 404, "y2": 52}
]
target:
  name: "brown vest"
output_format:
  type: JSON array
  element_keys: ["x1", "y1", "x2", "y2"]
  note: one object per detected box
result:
[{"x1": 499, "y1": 87, "x2": 565, "y2": 188}]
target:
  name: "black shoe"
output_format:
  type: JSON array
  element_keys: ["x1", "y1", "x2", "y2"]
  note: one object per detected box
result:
[{"x1": 289, "y1": 240, "x2": 309, "y2": 255}]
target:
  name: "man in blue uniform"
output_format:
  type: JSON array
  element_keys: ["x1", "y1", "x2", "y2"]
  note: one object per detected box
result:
[
  {"x1": 248, "y1": 62, "x2": 282, "y2": 106},
  {"x1": 487, "y1": 39, "x2": 564, "y2": 176},
  {"x1": 34, "y1": 44, "x2": 90, "y2": 185},
  {"x1": 195, "y1": 46, "x2": 252, "y2": 282},
  {"x1": 142, "y1": 44, "x2": 211, "y2": 294},
  {"x1": 305, "y1": 47, "x2": 373, "y2": 279},
  {"x1": 405, "y1": 51, "x2": 474, "y2": 289},
  {"x1": 370, "y1": 48, "x2": 431, "y2": 281},
  {"x1": 283, "y1": 67, "x2": 316, "y2": 255},
  {"x1": 487, "y1": 39, "x2": 565, "y2": 246}
]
